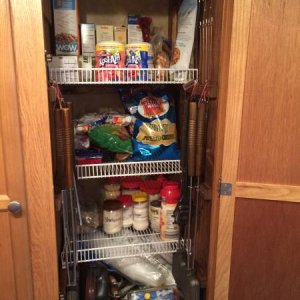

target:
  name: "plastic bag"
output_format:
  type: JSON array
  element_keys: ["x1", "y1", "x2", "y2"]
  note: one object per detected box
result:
[
  {"x1": 89, "y1": 125, "x2": 133, "y2": 154},
  {"x1": 121, "y1": 88, "x2": 180, "y2": 161}
]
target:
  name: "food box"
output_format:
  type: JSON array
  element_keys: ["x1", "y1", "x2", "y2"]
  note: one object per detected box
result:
[
  {"x1": 48, "y1": 56, "x2": 79, "y2": 82},
  {"x1": 128, "y1": 16, "x2": 143, "y2": 43},
  {"x1": 96, "y1": 25, "x2": 114, "y2": 43},
  {"x1": 53, "y1": 0, "x2": 79, "y2": 56},
  {"x1": 114, "y1": 26, "x2": 127, "y2": 44},
  {"x1": 80, "y1": 24, "x2": 96, "y2": 56}
]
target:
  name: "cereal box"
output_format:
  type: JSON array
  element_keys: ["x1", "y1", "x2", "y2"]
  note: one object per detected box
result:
[
  {"x1": 96, "y1": 25, "x2": 114, "y2": 43},
  {"x1": 53, "y1": 0, "x2": 79, "y2": 55},
  {"x1": 80, "y1": 24, "x2": 96, "y2": 56}
]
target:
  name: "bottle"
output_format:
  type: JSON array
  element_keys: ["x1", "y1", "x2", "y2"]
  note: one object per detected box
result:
[
  {"x1": 103, "y1": 199, "x2": 123, "y2": 235},
  {"x1": 132, "y1": 192, "x2": 149, "y2": 231},
  {"x1": 117, "y1": 195, "x2": 133, "y2": 228},
  {"x1": 160, "y1": 182, "x2": 180, "y2": 240}
]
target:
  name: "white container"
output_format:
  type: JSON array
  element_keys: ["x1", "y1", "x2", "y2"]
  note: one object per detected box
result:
[
  {"x1": 132, "y1": 192, "x2": 149, "y2": 231},
  {"x1": 103, "y1": 200, "x2": 123, "y2": 234},
  {"x1": 96, "y1": 25, "x2": 114, "y2": 43},
  {"x1": 80, "y1": 23, "x2": 96, "y2": 56}
]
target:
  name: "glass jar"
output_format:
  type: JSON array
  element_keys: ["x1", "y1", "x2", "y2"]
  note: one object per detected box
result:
[
  {"x1": 104, "y1": 183, "x2": 120, "y2": 200},
  {"x1": 121, "y1": 176, "x2": 142, "y2": 196},
  {"x1": 132, "y1": 192, "x2": 149, "y2": 231},
  {"x1": 103, "y1": 199, "x2": 123, "y2": 235},
  {"x1": 117, "y1": 195, "x2": 133, "y2": 228},
  {"x1": 140, "y1": 180, "x2": 161, "y2": 202}
]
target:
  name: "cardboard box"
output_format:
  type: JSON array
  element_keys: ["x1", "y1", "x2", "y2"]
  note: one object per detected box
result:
[
  {"x1": 114, "y1": 26, "x2": 127, "y2": 44},
  {"x1": 48, "y1": 56, "x2": 79, "y2": 82},
  {"x1": 96, "y1": 25, "x2": 114, "y2": 43},
  {"x1": 80, "y1": 24, "x2": 96, "y2": 56},
  {"x1": 53, "y1": 0, "x2": 79, "y2": 55},
  {"x1": 127, "y1": 16, "x2": 143, "y2": 43}
]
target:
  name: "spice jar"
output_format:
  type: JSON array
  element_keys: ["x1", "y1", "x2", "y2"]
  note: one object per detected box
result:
[
  {"x1": 160, "y1": 183, "x2": 180, "y2": 240},
  {"x1": 104, "y1": 178, "x2": 121, "y2": 200},
  {"x1": 149, "y1": 200, "x2": 161, "y2": 232},
  {"x1": 132, "y1": 192, "x2": 149, "y2": 231},
  {"x1": 103, "y1": 199, "x2": 123, "y2": 235},
  {"x1": 121, "y1": 176, "x2": 142, "y2": 196},
  {"x1": 117, "y1": 195, "x2": 133, "y2": 228},
  {"x1": 140, "y1": 180, "x2": 161, "y2": 202}
]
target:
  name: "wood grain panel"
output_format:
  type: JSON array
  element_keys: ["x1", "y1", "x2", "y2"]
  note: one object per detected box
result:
[
  {"x1": 0, "y1": 214, "x2": 16, "y2": 300},
  {"x1": 1, "y1": 0, "x2": 33, "y2": 298},
  {"x1": 229, "y1": 198, "x2": 300, "y2": 300},
  {"x1": 236, "y1": 182, "x2": 300, "y2": 202},
  {"x1": 237, "y1": 0, "x2": 300, "y2": 185},
  {"x1": 9, "y1": 0, "x2": 59, "y2": 299}
]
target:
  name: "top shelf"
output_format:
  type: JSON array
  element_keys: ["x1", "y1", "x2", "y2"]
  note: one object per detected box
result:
[{"x1": 48, "y1": 68, "x2": 198, "y2": 85}]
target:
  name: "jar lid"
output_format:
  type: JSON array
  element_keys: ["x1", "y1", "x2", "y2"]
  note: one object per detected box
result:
[
  {"x1": 132, "y1": 192, "x2": 148, "y2": 202},
  {"x1": 103, "y1": 199, "x2": 122, "y2": 211},
  {"x1": 156, "y1": 175, "x2": 167, "y2": 184},
  {"x1": 121, "y1": 176, "x2": 143, "y2": 189},
  {"x1": 150, "y1": 200, "x2": 161, "y2": 208},
  {"x1": 140, "y1": 180, "x2": 161, "y2": 194},
  {"x1": 104, "y1": 183, "x2": 120, "y2": 192},
  {"x1": 117, "y1": 195, "x2": 133, "y2": 206},
  {"x1": 106, "y1": 177, "x2": 120, "y2": 184},
  {"x1": 160, "y1": 184, "x2": 181, "y2": 204}
]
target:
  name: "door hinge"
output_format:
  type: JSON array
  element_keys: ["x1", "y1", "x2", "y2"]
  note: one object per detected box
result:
[{"x1": 218, "y1": 179, "x2": 232, "y2": 196}]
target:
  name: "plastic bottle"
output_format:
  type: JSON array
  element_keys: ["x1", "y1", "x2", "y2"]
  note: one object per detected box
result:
[
  {"x1": 160, "y1": 182, "x2": 180, "y2": 240},
  {"x1": 132, "y1": 192, "x2": 149, "y2": 231},
  {"x1": 117, "y1": 195, "x2": 133, "y2": 228}
]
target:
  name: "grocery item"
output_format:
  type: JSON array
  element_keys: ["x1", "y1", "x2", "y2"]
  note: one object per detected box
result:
[
  {"x1": 48, "y1": 56, "x2": 79, "y2": 82},
  {"x1": 95, "y1": 42, "x2": 126, "y2": 81},
  {"x1": 78, "y1": 56, "x2": 93, "y2": 81},
  {"x1": 103, "y1": 180, "x2": 121, "y2": 200},
  {"x1": 149, "y1": 200, "x2": 161, "y2": 232},
  {"x1": 125, "y1": 43, "x2": 149, "y2": 81},
  {"x1": 160, "y1": 183, "x2": 180, "y2": 240},
  {"x1": 121, "y1": 88, "x2": 180, "y2": 161},
  {"x1": 137, "y1": 17, "x2": 152, "y2": 42},
  {"x1": 117, "y1": 195, "x2": 133, "y2": 228},
  {"x1": 132, "y1": 192, "x2": 149, "y2": 231},
  {"x1": 88, "y1": 125, "x2": 133, "y2": 154},
  {"x1": 128, "y1": 287, "x2": 176, "y2": 300},
  {"x1": 75, "y1": 148, "x2": 103, "y2": 165},
  {"x1": 128, "y1": 16, "x2": 143, "y2": 43},
  {"x1": 121, "y1": 177, "x2": 142, "y2": 196},
  {"x1": 80, "y1": 23, "x2": 96, "y2": 56},
  {"x1": 53, "y1": 0, "x2": 79, "y2": 55},
  {"x1": 140, "y1": 180, "x2": 161, "y2": 201},
  {"x1": 170, "y1": 0, "x2": 198, "y2": 80},
  {"x1": 114, "y1": 26, "x2": 127, "y2": 44},
  {"x1": 103, "y1": 199, "x2": 123, "y2": 234},
  {"x1": 96, "y1": 25, "x2": 114, "y2": 43},
  {"x1": 81, "y1": 202, "x2": 100, "y2": 232}
]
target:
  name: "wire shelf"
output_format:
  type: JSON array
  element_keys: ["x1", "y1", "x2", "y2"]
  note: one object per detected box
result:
[
  {"x1": 62, "y1": 228, "x2": 189, "y2": 264},
  {"x1": 76, "y1": 160, "x2": 182, "y2": 179},
  {"x1": 48, "y1": 68, "x2": 198, "y2": 84}
]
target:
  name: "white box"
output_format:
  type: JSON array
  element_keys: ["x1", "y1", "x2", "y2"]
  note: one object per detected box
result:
[
  {"x1": 96, "y1": 25, "x2": 114, "y2": 43},
  {"x1": 80, "y1": 24, "x2": 96, "y2": 56},
  {"x1": 53, "y1": 0, "x2": 79, "y2": 55},
  {"x1": 48, "y1": 56, "x2": 79, "y2": 82},
  {"x1": 127, "y1": 16, "x2": 143, "y2": 43},
  {"x1": 114, "y1": 26, "x2": 127, "y2": 44}
]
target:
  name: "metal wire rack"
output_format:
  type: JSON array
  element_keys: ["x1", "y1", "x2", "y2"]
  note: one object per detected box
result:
[
  {"x1": 62, "y1": 228, "x2": 190, "y2": 265},
  {"x1": 48, "y1": 68, "x2": 198, "y2": 84},
  {"x1": 76, "y1": 159, "x2": 182, "y2": 179}
]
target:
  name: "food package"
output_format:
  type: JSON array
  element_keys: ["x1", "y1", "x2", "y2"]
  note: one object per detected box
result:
[
  {"x1": 169, "y1": 0, "x2": 198, "y2": 79},
  {"x1": 80, "y1": 23, "x2": 96, "y2": 56},
  {"x1": 75, "y1": 148, "x2": 103, "y2": 165},
  {"x1": 128, "y1": 16, "x2": 143, "y2": 43},
  {"x1": 88, "y1": 125, "x2": 133, "y2": 154},
  {"x1": 96, "y1": 25, "x2": 114, "y2": 43},
  {"x1": 52, "y1": 0, "x2": 79, "y2": 55},
  {"x1": 121, "y1": 88, "x2": 180, "y2": 161},
  {"x1": 114, "y1": 26, "x2": 127, "y2": 44}
]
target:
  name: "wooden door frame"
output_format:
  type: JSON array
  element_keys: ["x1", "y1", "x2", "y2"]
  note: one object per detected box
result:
[
  {"x1": 7, "y1": 0, "x2": 59, "y2": 299},
  {"x1": 206, "y1": 0, "x2": 252, "y2": 299}
]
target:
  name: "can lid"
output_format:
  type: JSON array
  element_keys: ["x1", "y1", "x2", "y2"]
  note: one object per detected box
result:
[
  {"x1": 121, "y1": 176, "x2": 143, "y2": 189},
  {"x1": 132, "y1": 192, "x2": 148, "y2": 202},
  {"x1": 140, "y1": 180, "x2": 161, "y2": 194},
  {"x1": 103, "y1": 199, "x2": 122, "y2": 211},
  {"x1": 117, "y1": 194, "x2": 133, "y2": 206},
  {"x1": 150, "y1": 200, "x2": 161, "y2": 208}
]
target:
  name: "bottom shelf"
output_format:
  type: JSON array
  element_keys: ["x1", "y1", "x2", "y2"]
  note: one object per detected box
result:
[{"x1": 62, "y1": 228, "x2": 190, "y2": 265}]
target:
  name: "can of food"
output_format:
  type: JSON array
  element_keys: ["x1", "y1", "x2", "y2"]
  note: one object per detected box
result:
[
  {"x1": 95, "y1": 41, "x2": 125, "y2": 81},
  {"x1": 125, "y1": 43, "x2": 149, "y2": 81},
  {"x1": 149, "y1": 200, "x2": 161, "y2": 232}
]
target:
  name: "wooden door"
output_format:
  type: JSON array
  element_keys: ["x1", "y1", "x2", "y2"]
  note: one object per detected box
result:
[
  {"x1": 207, "y1": 1, "x2": 300, "y2": 299},
  {"x1": 0, "y1": 0, "x2": 58, "y2": 299}
]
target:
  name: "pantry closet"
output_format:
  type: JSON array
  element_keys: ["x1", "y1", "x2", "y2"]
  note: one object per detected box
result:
[{"x1": 0, "y1": 0, "x2": 299, "y2": 299}]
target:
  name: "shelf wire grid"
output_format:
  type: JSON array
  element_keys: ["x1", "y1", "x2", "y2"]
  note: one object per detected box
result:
[
  {"x1": 48, "y1": 68, "x2": 198, "y2": 84},
  {"x1": 62, "y1": 228, "x2": 190, "y2": 264},
  {"x1": 76, "y1": 159, "x2": 182, "y2": 179}
]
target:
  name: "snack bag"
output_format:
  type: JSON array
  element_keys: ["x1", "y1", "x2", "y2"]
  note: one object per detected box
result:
[{"x1": 121, "y1": 88, "x2": 180, "y2": 161}]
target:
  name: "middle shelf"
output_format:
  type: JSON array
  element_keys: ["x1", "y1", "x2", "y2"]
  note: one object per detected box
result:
[
  {"x1": 62, "y1": 228, "x2": 190, "y2": 265},
  {"x1": 76, "y1": 159, "x2": 182, "y2": 179}
]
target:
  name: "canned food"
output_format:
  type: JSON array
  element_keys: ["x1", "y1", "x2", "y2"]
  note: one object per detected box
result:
[{"x1": 95, "y1": 41, "x2": 125, "y2": 81}]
